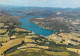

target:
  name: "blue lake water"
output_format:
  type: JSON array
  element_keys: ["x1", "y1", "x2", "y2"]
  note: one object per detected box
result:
[{"x1": 9, "y1": 12, "x2": 57, "y2": 36}]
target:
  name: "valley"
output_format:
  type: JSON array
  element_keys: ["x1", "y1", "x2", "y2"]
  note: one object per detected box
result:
[{"x1": 0, "y1": 6, "x2": 80, "y2": 56}]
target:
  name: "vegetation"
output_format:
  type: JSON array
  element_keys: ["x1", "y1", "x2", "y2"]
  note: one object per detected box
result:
[{"x1": 0, "y1": 7, "x2": 80, "y2": 56}]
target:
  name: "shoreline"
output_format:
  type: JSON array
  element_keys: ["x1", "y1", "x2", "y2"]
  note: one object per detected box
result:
[{"x1": 30, "y1": 21, "x2": 60, "y2": 33}]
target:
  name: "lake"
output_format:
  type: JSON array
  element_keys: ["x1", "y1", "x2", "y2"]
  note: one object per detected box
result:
[{"x1": 8, "y1": 12, "x2": 57, "y2": 36}]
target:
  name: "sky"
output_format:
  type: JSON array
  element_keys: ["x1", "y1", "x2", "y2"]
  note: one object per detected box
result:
[{"x1": 0, "y1": 0, "x2": 80, "y2": 8}]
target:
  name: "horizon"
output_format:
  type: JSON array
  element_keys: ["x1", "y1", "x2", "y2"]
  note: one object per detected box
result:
[
  {"x1": 0, "y1": 0, "x2": 80, "y2": 8},
  {"x1": 1, "y1": 4, "x2": 80, "y2": 9}
]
